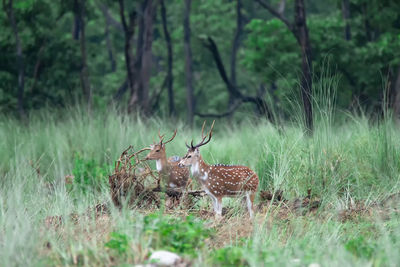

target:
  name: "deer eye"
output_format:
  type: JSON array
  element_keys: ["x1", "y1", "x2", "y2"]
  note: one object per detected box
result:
[
  {"x1": 187, "y1": 155, "x2": 191, "y2": 158},
  {"x1": 156, "y1": 149, "x2": 160, "y2": 152}
]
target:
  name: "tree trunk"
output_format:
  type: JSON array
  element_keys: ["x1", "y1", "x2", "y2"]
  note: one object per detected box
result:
[
  {"x1": 184, "y1": 0, "x2": 195, "y2": 126},
  {"x1": 363, "y1": 4, "x2": 372, "y2": 41},
  {"x1": 4, "y1": 0, "x2": 25, "y2": 119},
  {"x1": 137, "y1": 0, "x2": 155, "y2": 115},
  {"x1": 229, "y1": 0, "x2": 243, "y2": 111},
  {"x1": 99, "y1": 4, "x2": 117, "y2": 72},
  {"x1": 294, "y1": 0, "x2": 313, "y2": 133},
  {"x1": 128, "y1": 1, "x2": 146, "y2": 112},
  {"x1": 72, "y1": 0, "x2": 81, "y2": 40},
  {"x1": 392, "y1": 66, "x2": 400, "y2": 122},
  {"x1": 160, "y1": 0, "x2": 175, "y2": 117},
  {"x1": 118, "y1": 0, "x2": 137, "y2": 112},
  {"x1": 105, "y1": 23, "x2": 116, "y2": 72},
  {"x1": 341, "y1": 0, "x2": 351, "y2": 40},
  {"x1": 77, "y1": 0, "x2": 92, "y2": 109},
  {"x1": 255, "y1": 0, "x2": 313, "y2": 131}
]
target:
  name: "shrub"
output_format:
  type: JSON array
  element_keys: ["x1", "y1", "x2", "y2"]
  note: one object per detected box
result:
[
  {"x1": 211, "y1": 246, "x2": 248, "y2": 266},
  {"x1": 345, "y1": 236, "x2": 376, "y2": 259},
  {"x1": 104, "y1": 232, "x2": 130, "y2": 256},
  {"x1": 72, "y1": 153, "x2": 110, "y2": 192},
  {"x1": 143, "y1": 214, "x2": 213, "y2": 256}
]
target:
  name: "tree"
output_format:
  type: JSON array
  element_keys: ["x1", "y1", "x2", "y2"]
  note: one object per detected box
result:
[
  {"x1": 3, "y1": 0, "x2": 25, "y2": 119},
  {"x1": 136, "y1": 0, "x2": 155, "y2": 115},
  {"x1": 73, "y1": 0, "x2": 92, "y2": 110},
  {"x1": 118, "y1": 0, "x2": 137, "y2": 113},
  {"x1": 256, "y1": 0, "x2": 313, "y2": 132},
  {"x1": 392, "y1": 67, "x2": 400, "y2": 122},
  {"x1": 341, "y1": 0, "x2": 351, "y2": 41},
  {"x1": 229, "y1": 0, "x2": 243, "y2": 110},
  {"x1": 160, "y1": 0, "x2": 175, "y2": 117},
  {"x1": 98, "y1": 3, "x2": 119, "y2": 72},
  {"x1": 183, "y1": 0, "x2": 194, "y2": 126}
]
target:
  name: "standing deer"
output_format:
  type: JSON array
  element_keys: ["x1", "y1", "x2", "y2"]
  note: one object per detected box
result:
[
  {"x1": 145, "y1": 130, "x2": 190, "y2": 189},
  {"x1": 179, "y1": 121, "x2": 259, "y2": 218}
]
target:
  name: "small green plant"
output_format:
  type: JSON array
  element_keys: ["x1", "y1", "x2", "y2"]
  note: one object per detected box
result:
[
  {"x1": 211, "y1": 246, "x2": 248, "y2": 267},
  {"x1": 345, "y1": 236, "x2": 376, "y2": 259},
  {"x1": 104, "y1": 232, "x2": 130, "y2": 255},
  {"x1": 143, "y1": 214, "x2": 212, "y2": 256},
  {"x1": 72, "y1": 153, "x2": 110, "y2": 192}
]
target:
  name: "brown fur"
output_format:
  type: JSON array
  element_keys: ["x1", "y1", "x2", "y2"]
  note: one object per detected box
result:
[{"x1": 145, "y1": 143, "x2": 190, "y2": 189}]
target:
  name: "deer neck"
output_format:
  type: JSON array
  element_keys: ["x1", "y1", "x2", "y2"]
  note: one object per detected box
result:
[
  {"x1": 191, "y1": 157, "x2": 210, "y2": 181},
  {"x1": 155, "y1": 152, "x2": 168, "y2": 173}
]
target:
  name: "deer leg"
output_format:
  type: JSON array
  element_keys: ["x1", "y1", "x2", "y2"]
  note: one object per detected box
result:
[
  {"x1": 205, "y1": 191, "x2": 218, "y2": 214},
  {"x1": 246, "y1": 192, "x2": 255, "y2": 218},
  {"x1": 216, "y1": 197, "x2": 223, "y2": 216},
  {"x1": 211, "y1": 195, "x2": 220, "y2": 215}
]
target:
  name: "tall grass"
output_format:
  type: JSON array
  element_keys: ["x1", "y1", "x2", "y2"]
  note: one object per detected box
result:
[{"x1": 0, "y1": 101, "x2": 399, "y2": 265}]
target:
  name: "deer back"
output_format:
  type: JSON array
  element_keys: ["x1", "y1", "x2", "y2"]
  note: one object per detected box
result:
[
  {"x1": 166, "y1": 159, "x2": 190, "y2": 188},
  {"x1": 200, "y1": 164, "x2": 259, "y2": 197}
]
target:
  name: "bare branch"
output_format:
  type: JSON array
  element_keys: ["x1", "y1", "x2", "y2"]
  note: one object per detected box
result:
[
  {"x1": 255, "y1": 0, "x2": 294, "y2": 32},
  {"x1": 152, "y1": 187, "x2": 206, "y2": 198},
  {"x1": 202, "y1": 36, "x2": 243, "y2": 99},
  {"x1": 202, "y1": 36, "x2": 275, "y2": 121},
  {"x1": 97, "y1": 2, "x2": 123, "y2": 32},
  {"x1": 195, "y1": 101, "x2": 243, "y2": 118}
]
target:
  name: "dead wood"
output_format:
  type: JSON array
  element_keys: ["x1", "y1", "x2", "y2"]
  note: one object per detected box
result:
[
  {"x1": 109, "y1": 145, "x2": 159, "y2": 208},
  {"x1": 151, "y1": 186, "x2": 205, "y2": 198}
]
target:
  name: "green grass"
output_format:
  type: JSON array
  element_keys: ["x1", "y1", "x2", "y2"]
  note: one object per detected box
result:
[{"x1": 0, "y1": 106, "x2": 399, "y2": 266}]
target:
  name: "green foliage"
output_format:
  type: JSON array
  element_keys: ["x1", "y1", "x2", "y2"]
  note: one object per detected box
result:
[
  {"x1": 1, "y1": 0, "x2": 399, "y2": 118},
  {"x1": 345, "y1": 236, "x2": 376, "y2": 259},
  {"x1": 105, "y1": 232, "x2": 130, "y2": 255},
  {"x1": 72, "y1": 153, "x2": 111, "y2": 192},
  {"x1": 143, "y1": 214, "x2": 212, "y2": 256},
  {"x1": 211, "y1": 246, "x2": 248, "y2": 267},
  {"x1": 244, "y1": 1, "x2": 400, "y2": 110}
]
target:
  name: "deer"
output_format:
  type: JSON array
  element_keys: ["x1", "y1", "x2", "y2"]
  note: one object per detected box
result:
[
  {"x1": 178, "y1": 121, "x2": 259, "y2": 218},
  {"x1": 144, "y1": 129, "x2": 191, "y2": 190}
]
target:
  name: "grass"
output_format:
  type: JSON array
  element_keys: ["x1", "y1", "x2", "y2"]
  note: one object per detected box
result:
[{"x1": 0, "y1": 105, "x2": 399, "y2": 266}]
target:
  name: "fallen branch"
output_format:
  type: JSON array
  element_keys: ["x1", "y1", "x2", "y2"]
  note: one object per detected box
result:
[{"x1": 152, "y1": 187, "x2": 206, "y2": 198}]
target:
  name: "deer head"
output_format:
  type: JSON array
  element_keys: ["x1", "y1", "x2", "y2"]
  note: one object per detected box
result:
[
  {"x1": 179, "y1": 121, "x2": 215, "y2": 167},
  {"x1": 145, "y1": 129, "x2": 177, "y2": 160}
]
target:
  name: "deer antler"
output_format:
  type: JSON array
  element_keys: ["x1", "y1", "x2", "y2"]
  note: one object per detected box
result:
[
  {"x1": 190, "y1": 120, "x2": 215, "y2": 149},
  {"x1": 158, "y1": 130, "x2": 165, "y2": 144},
  {"x1": 157, "y1": 129, "x2": 177, "y2": 145},
  {"x1": 162, "y1": 129, "x2": 177, "y2": 145}
]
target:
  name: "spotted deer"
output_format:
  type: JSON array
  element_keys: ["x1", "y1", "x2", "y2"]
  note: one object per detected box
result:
[
  {"x1": 145, "y1": 130, "x2": 190, "y2": 189},
  {"x1": 179, "y1": 121, "x2": 259, "y2": 218}
]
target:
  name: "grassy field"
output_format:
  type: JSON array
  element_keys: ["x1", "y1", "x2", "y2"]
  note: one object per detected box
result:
[{"x1": 1, "y1": 106, "x2": 399, "y2": 266}]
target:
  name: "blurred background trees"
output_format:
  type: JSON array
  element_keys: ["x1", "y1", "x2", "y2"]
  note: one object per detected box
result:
[{"x1": 1, "y1": 0, "x2": 399, "y2": 126}]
